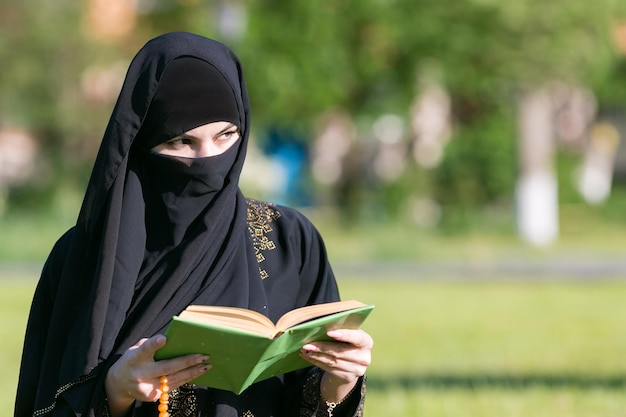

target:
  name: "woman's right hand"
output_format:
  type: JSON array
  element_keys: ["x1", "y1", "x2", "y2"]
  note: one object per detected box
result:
[{"x1": 105, "y1": 334, "x2": 211, "y2": 417}]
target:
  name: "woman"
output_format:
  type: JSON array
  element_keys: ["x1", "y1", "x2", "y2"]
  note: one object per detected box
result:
[{"x1": 15, "y1": 32, "x2": 372, "y2": 417}]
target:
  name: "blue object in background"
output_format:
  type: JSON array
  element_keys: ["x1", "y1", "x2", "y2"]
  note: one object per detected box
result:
[{"x1": 262, "y1": 127, "x2": 311, "y2": 207}]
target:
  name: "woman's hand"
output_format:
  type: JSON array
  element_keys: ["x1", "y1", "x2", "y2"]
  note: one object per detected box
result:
[
  {"x1": 105, "y1": 334, "x2": 211, "y2": 417},
  {"x1": 300, "y1": 329, "x2": 373, "y2": 403}
]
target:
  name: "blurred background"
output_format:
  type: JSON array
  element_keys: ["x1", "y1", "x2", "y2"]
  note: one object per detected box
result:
[
  {"x1": 2, "y1": 0, "x2": 626, "y2": 262},
  {"x1": 3, "y1": 1, "x2": 626, "y2": 416}
]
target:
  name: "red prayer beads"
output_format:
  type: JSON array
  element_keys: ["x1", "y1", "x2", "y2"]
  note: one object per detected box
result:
[{"x1": 158, "y1": 375, "x2": 170, "y2": 417}]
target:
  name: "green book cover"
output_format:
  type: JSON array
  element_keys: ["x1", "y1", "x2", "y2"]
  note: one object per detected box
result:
[{"x1": 154, "y1": 301, "x2": 374, "y2": 394}]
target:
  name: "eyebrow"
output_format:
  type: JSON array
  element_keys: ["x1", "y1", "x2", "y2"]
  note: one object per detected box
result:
[{"x1": 170, "y1": 123, "x2": 239, "y2": 141}]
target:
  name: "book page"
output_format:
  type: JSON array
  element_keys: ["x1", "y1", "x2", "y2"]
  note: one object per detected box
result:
[
  {"x1": 275, "y1": 300, "x2": 367, "y2": 331},
  {"x1": 178, "y1": 300, "x2": 368, "y2": 337},
  {"x1": 180, "y1": 305, "x2": 277, "y2": 336}
]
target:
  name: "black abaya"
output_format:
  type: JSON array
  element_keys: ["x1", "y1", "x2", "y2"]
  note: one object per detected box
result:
[{"x1": 15, "y1": 32, "x2": 364, "y2": 417}]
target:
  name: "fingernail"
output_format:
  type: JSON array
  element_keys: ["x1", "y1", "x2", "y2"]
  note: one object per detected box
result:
[
  {"x1": 328, "y1": 330, "x2": 343, "y2": 338},
  {"x1": 302, "y1": 344, "x2": 319, "y2": 352}
]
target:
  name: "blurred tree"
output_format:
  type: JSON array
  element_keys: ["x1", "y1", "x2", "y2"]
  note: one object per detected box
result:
[
  {"x1": 232, "y1": 0, "x2": 619, "y2": 224},
  {"x1": 0, "y1": 1, "x2": 93, "y2": 211},
  {"x1": 1, "y1": 0, "x2": 625, "y2": 226},
  {"x1": 232, "y1": 0, "x2": 617, "y2": 124}
]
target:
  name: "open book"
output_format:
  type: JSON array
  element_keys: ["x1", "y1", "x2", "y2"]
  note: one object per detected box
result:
[{"x1": 155, "y1": 300, "x2": 374, "y2": 394}]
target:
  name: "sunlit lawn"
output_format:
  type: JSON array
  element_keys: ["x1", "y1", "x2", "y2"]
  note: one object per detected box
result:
[
  {"x1": 2, "y1": 276, "x2": 36, "y2": 413},
  {"x1": 4, "y1": 272, "x2": 626, "y2": 416},
  {"x1": 341, "y1": 279, "x2": 626, "y2": 417}
]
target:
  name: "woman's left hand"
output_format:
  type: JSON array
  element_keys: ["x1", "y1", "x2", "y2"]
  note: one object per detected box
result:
[{"x1": 300, "y1": 329, "x2": 373, "y2": 402}]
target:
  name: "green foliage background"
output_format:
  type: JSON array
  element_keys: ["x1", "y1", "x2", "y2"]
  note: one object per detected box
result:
[{"x1": 1, "y1": 0, "x2": 626, "y2": 226}]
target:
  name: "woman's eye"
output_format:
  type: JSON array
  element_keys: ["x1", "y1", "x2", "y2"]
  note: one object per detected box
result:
[
  {"x1": 166, "y1": 138, "x2": 189, "y2": 148},
  {"x1": 218, "y1": 130, "x2": 240, "y2": 142}
]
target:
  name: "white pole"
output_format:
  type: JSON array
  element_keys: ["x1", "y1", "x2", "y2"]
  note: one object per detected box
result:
[{"x1": 516, "y1": 88, "x2": 559, "y2": 246}]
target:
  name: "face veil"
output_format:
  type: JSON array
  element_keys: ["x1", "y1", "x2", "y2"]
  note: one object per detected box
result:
[{"x1": 16, "y1": 32, "x2": 267, "y2": 416}]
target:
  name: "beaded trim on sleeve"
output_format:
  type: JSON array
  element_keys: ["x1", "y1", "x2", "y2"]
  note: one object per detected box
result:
[
  {"x1": 33, "y1": 373, "x2": 98, "y2": 416},
  {"x1": 299, "y1": 369, "x2": 366, "y2": 417},
  {"x1": 246, "y1": 199, "x2": 281, "y2": 280},
  {"x1": 300, "y1": 369, "x2": 325, "y2": 415}
]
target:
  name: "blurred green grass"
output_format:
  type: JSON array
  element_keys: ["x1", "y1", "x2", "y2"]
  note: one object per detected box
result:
[
  {"x1": 4, "y1": 274, "x2": 626, "y2": 416},
  {"x1": 344, "y1": 279, "x2": 626, "y2": 416},
  {"x1": 2, "y1": 276, "x2": 36, "y2": 413}
]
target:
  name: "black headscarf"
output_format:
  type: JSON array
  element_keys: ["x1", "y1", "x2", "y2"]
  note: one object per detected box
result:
[{"x1": 17, "y1": 32, "x2": 266, "y2": 416}]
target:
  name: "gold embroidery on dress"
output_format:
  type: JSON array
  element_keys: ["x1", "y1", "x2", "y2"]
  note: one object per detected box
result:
[
  {"x1": 168, "y1": 384, "x2": 198, "y2": 417},
  {"x1": 246, "y1": 199, "x2": 281, "y2": 280},
  {"x1": 242, "y1": 411, "x2": 255, "y2": 417}
]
